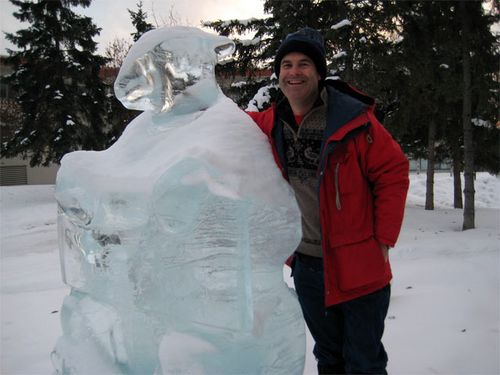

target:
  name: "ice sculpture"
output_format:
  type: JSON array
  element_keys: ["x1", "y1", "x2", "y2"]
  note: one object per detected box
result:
[{"x1": 52, "y1": 26, "x2": 305, "y2": 374}]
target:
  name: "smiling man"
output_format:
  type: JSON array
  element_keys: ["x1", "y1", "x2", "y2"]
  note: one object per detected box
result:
[
  {"x1": 247, "y1": 28, "x2": 409, "y2": 375},
  {"x1": 278, "y1": 51, "x2": 321, "y2": 114}
]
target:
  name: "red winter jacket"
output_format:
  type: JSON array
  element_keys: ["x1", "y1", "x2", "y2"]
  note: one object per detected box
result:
[{"x1": 247, "y1": 80, "x2": 409, "y2": 306}]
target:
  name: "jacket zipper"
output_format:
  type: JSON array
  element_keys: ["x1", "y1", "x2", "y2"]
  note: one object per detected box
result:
[
  {"x1": 335, "y1": 162, "x2": 341, "y2": 210},
  {"x1": 284, "y1": 105, "x2": 324, "y2": 142}
]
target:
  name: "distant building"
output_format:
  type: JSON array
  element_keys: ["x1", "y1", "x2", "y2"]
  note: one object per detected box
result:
[
  {"x1": 0, "y1": 58, "x2": 124, "y2": 186},
  {"x1": 0, "y1": 56, "x2": 61, "y2": 185}
]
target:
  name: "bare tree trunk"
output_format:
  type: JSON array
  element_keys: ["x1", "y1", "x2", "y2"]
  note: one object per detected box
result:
[
  {"x1": 461, "y1": 1, "x2": 475, "y2": 230},
  {"x1": 452, "y1": 142, "x2": 463, "y2": 209},
  {"x1": 425, "y1": 118, "x2": 436, "y2": 210}
]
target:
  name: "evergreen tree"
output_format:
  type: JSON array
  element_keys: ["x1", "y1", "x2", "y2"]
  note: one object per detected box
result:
[
  {"x1": 458, "y1": 0, "x2": 499, "y2": 229},
  {"x1": 104, "y1": 92, "x2": 137, "y2": 147},
  {"x1": 464, "y1": 1, "x2": 499, "y2": 177},
  {"x1": 1, "y1": 0, "x2": 108, "y2": 166},
  {"x1": 206, "y1": 16, "x2": 278, "y2": 108},
  {"x1": 128, "y1": 1, "x2": 154, "y2": 42},
  {"x1": 206, "y1": 1, "x2": 399, "y2": 109},
  {"x1": 461, "y1": 0, "x2": 475, "y2": 229},
  {"x1": 384, "y1": 1, "x2": 498, "y2": 215},
  {"x1": 206, "y1": 1, "x2": 498, "y2": 194},
  {"x1": 102, "y1": 36, "x2": 136, "y2": 145},
  {"x1": 387, "y1": 2, "x2": 457, "y2": 210}
]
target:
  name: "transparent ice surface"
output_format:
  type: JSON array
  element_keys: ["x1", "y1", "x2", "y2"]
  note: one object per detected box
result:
[
  {"x1": 52, "y1": 26, "x2": 305, "y2": 374},
  {"x1": 114, "y1": 26, "x2": 234, "y2": 114}
]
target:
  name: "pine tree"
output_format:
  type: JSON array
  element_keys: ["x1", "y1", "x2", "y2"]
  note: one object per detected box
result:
[
  {"x1": 206, "y1": 1, "x2": 400, "y2": 109},
  {"x1": 206, "y1": 16, "x2": 278, "y2": 108},
  {"x1": 461, "y1": 0, "x2": 475, "y2": 229},
  {"x1": 128, "y1": 1, "x2": 154, "y2": 42},
  {"x1": 1, "y1": 0, "x2": 108, "y2": 166},
  {"x1": 205, "y1": 1, "x2": 498, "y2": 193},
  {"x1": 383, "y1": 2, "x2": 462, "y2": 210},
  {"x1": 465, "y1": 1, "x2": 499, "y2": 176},
  {"x1": 459, "y1": 0, "x2": 499, "y2": 230},
  {"x1": 381, "y1": 1, "x2": 498, "y2": 217}
]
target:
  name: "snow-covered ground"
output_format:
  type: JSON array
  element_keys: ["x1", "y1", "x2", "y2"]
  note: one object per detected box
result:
[{"x1": 1, "y1": 172, "x2": 499, "y2": 374}]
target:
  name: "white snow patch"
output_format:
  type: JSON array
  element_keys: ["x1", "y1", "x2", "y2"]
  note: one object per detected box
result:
[{"x1": 1, "y1": 172, "x2": 499, "y2": 375}]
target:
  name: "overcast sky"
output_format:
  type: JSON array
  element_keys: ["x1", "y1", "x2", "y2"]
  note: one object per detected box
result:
[{"x1": 0, "y1": 0, "x2": 266, "y2": 55}]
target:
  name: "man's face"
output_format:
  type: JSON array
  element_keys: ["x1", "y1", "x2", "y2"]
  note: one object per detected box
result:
[{"x1": 279, "y1": 52, "x2": 321, "y2": 104}]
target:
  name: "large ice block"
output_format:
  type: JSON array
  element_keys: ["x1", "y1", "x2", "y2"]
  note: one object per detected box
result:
[{"x1": 52, "y1": 26, "x2": 305, "y2": 374}]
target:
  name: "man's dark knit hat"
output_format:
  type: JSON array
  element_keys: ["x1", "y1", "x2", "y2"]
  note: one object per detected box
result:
[{"x1": 274, "y1": 27, "x2": 327, "y2": 80}]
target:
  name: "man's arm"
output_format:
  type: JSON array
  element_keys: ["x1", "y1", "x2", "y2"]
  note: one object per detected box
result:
[{"x1": 358, "y1": 112, "x2": 410, "y2": 248}]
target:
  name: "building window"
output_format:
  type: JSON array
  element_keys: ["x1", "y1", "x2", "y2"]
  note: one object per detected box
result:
[{"x1": 0, "y1": 165, "x2": 28, "y2": 186}]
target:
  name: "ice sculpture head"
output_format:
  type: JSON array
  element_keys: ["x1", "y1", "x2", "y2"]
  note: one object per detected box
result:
[{"x1": 114, "y1": 26, "x2": 234, "y2": 114}]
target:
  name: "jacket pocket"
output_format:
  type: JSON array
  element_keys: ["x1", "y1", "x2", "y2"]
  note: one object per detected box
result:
[{"x1": 332, "y1": 236, "x2": 388, "y2": 292}]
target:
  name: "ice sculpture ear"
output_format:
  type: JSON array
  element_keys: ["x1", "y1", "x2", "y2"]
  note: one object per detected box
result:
[{"x1": 214, "y1": 42, "x2": 235, "y2": 64}]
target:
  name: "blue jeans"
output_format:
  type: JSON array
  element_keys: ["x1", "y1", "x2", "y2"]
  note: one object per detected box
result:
[{"x1": 292, "y1": 253, "x2": 390, "y2": 374}]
